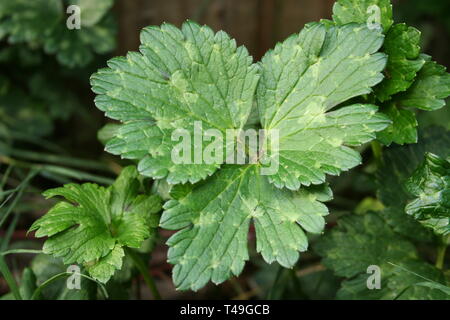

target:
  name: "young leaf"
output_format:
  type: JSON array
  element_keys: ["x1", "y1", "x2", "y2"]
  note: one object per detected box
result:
[
  {"x1": 160, "y1": 165, "x2": 332, "y2": 291},
  {"x1": 30, "y1": 166, "x2": 162, "y2": 283},
  {"x1": 378, "y1": 57, "x2": 450, "y2": 145},
  {"x1": 257, "y1": 23, "x2": 390, "y2": 190},
  {"x1": 374, "y1": 23, "x2": 425, "y2": 102},
  {"x1": 90, "y1": 21, "x2": 259, "y2": 184},
  {"x1": 396, "y1": 57, "x2": 450, "y2": 112},
  {"x1": 404, "y1": 152, "x2": 450, "y2": 235},
  {"x1": 376, "y1": 103, "x2": 418, "y2": 145}
]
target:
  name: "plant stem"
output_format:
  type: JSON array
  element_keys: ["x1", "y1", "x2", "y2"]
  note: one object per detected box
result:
[
  {"x1": 0, "y1": 256, "x2": 21, "y2": 300},
  {"x1": 436, "y1": 235, "x2": 448, "y2": 270},
  {"x1": 126, "y1": 248, "x2": 161, "y2": 300},
  {"x1": 371, "y1": 140, "x2": 383, "y2": 167},
  {"x1": 0, "y1": 156, "x2": 114, "y2": 185},
  {"x1": 0, "y1": 168, "x2": 38, "y2": 228}
]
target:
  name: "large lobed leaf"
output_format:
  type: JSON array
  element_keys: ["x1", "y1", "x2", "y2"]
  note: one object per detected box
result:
[
  {"x1": 257, "y1": 22, "x2": 389, "y2": 190},
  {"x1": 153, "y1": 22, "x2": 387, "y2": 290},
  {"x1": 160, "y1": 165, "x2": 331, "y2": 290},
  {"x1": 30, "y1": 166, "x2": 162, "y2": 283},
  {"x1": 91, "y1": 21, "x2": 260, "y2": 184},
  {"x1": 91, "y1": 19, "x2": 391, "y2": 290}
]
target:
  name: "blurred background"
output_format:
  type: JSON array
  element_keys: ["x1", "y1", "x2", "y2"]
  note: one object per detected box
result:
[{"x1": 0, "y1": 0, "x2": 449, "y2": 300}]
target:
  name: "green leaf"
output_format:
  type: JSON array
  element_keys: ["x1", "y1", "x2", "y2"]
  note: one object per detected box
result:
[
  {"x1": 315, "y1": 212, "x2": 417, "y2": 278},
  {"x1": 397, "y1": 56, "x2": 450, "y2": 111},
  {"x1": 404, "y1": 152, "x2": 450, "y2": 235},
  {"x1": 30, "y1": 166, "x2": 162, "y2": 283},
  {"x1": 378, "y1": 207, "x2": 434, "y2": 243},
  {"x1": 337, "y1": 260, "x2": 448, "y2": 300},
  {"x1": 44, "y1": 14, "x2": 117, "y2": 68},
  {"x1": 97, "y1": 123, "x2": 121, "y2": 146},
  {"x1": 160, "y1": 165, "x2": 331, "y2": 290},
  {"x1": 91, "y1": 21, "x2": 259, "y2": 184},
  {"x1": 31, "y1": 254, "x2": 96, "y2": 300},
  {"x1": 377, "y1": 127, "x2": 450, "y2": 208},
  {"x1": 257, "y1": 23, "x2": 390, "y2": 190},
  {"x1": 315, "y1": 212, "x2": 448, "y2": 300},
  {"x1": 0, "y1": 0, "x2": 62, "y2": 45},
  {"x1": 18, "y1": 268, "x2": 37, "y2": 300},
  {"x1": 332, "y1": 0, "x2": 393, "y2": 32},
  {"x1": 374, "y1": 24, "x2": 425, "y2": 101},
  {"x1": 376, "y1": 103, "x2": 418, "y2": 145},
  {"x1": 0, "y1": 0, "x2": 117, "y2": 68}
]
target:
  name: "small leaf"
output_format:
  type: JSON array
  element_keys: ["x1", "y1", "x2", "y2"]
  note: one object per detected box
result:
[
  {"x1": 377, "y1": 103, "x2": 418, "y2": 145},
  {"x1": 30, "y1": 166, "x2": 162, "y2": 283},
  {"x1": 397, "y1": 56, "x2": 450, "y2": 111},
  {"x1": 374, "y1": 23, "x2": 425, "y2": 101}
]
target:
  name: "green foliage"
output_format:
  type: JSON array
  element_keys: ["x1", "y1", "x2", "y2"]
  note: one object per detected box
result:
[
  {"x1": 91, "y1": 21, "x2": 260, "y2": 184},
  {"x1": 91, "y1": 19, "x2": 390, "y2": 290},
  {"x1": 0, "y1": 0, "x2": 116, "y2": 68},
  {"x1": 30, "y1": 166, "x2": 162, "y2": 283},
  {"x1": 315, "y1": 212, "x2": 448, "y2": 299},
  {"x1": 10, "y1": 0, "x2": 447, "y2": 299},
  {"x1": 373, "y1": 23, "x2": 425, "y2": 102},
  {"x1": 332, "y1": 0, "x2": 450, "y2": 146},
  {"x1": 332, "y1": 0, "x2": 393, "y2": 32},
  {"x1": 0, "y1": 73, "x2": 80, "y2": 138},
  {"x1": 405, "y1": 152, "x2": 450, "y2": 235},
  {"x1": 316, "y1": 128, "x2": 450, "y2": 300},
  {"x1": 377, "y1": 127, "x2": 450, "y2": 209},
  {"x1": 257, "y1": 22, "x2": 389, "y2": 190}
]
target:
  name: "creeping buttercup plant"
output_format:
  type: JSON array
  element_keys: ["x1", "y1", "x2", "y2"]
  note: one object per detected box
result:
[{"x1": 26, "y1": 0, "x2": 450, "y2": 298}]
